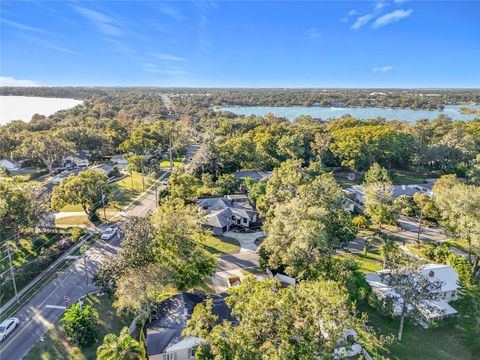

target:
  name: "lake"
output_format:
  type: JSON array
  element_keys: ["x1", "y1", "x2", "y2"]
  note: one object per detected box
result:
[
  {"x1": 218, "y1": 104, "x2": 480, "y2": 122},
  {"x1": 0, "y1": 96, "x2": 83, "y2": 125}
]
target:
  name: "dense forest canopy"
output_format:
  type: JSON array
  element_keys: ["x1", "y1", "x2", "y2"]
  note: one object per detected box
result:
[{"x1": 2, "y1": 87, "x2": 479, "y2": 110}]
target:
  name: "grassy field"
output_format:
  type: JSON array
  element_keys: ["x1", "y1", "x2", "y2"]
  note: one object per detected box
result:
[
  {"x1": 333, "y1": 171, "x2": 362, "y2": 188},
  {"x1": 361, "y1": 304, "x2": 473, "y2": 360},
  {"x1": 394, "y1": 169, "x2": 429, "y2": 185},
  {"x1": 24, "y1": 294, "x2": 132, "y2": 360},
  {"x1": 159, "y1": 159, "x2": 182, "y2": 168},
  {"x1": 336, "y1": 251, "x2": 384, "y2": 273},
  {"x1": 202, "y1": 236, "x2": 240, "y2": 255},
  {"x1": 60, "y1": 171, "x2": 156, "y2": 213}
]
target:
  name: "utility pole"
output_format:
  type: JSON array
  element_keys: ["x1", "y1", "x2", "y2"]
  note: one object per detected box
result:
[
  {"x1": 155, "y1": 180, "x2": 158, "y2": 207},
  {"x1": 141, "y1": 157, "x2": 145, "y2": 192},
  {"x1": 6, "y1": 244, "x2": 19, "y2": 303},
  {"x1": 101, "y1": 187, "x2": 107, "y2": 221},
  {"x1": 169, "y1": 133, "x2": 173, "y2": 172},
  {"x1": 83, "y1": 252, "x2": 88, "y2": 286}
]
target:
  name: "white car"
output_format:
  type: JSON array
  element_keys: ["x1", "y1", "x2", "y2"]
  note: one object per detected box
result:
[
  {"x1": 101, "y1": 226, "x2": 118, "y2": 240},
  {"x1": 0, "y1": 318, "x2": 19, "y2": 341}
]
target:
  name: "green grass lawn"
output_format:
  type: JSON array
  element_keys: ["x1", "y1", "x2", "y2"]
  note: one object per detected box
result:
[
  {"x1": 394, "y1": 169, "x2": 429, "y2": 185},
  {"x1": 361, "y1": 304, "x2": 473, "y2": 360},
  {"x1": 60, "y1": 171, "x2": 156, "y2": 212},
  {"x1": 24, "y1": 294, "x2": 132, "y2": 360},
  {"x1": 336, "y1": 251, "x2": 384, "y2": 274},
  {"x1": 333, "y1": 171, "x2": 362, "y2": 188},
  {"x1": 202, "y1": 236, "x2": 240, "y2": 255}
]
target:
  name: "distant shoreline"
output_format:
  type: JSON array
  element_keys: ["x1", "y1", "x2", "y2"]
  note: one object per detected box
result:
[{"x1": 0, "y1": 96, "x2": 83, "y2": 125}]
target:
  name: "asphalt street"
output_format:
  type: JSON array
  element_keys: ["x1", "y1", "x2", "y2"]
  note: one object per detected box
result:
[{"x1": 0, "y1": 184, "x2": 161, "y2": 360}]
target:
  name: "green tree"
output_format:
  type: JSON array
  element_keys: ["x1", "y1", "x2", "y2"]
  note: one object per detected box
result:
[
  {"x1": 456, "y1": 283, "x2": 480, "y2": 353},
  {"x1": 363, "y1": 162, "x2": 393, "y2": 184},
  {"x1": 215, "y1": 173, "x2": 241, "y2": 194},
  {"x1": 434, "y1": 178, "x2": 480, "y2": 263},
  {"x1": 0, "y1": 181, "x2": 49, "y2": 240},
  {"x1": 108, "y1": 200, "x2": 216, "y2": 317},
  {"x1": 262, "y1": 174, "x2": 355, "y2": 277},
  {"x1": 380, "y1": 265, "x2": 443, "y2": 341},
  {"x1": 61, "y1": 303, "x2": 99, "y2": 347},
  {"x1": 96, "y1": 327, "x2": 143, "y2": 360},
  {"x1": 167, "y1": 165, "x2": 200, "y2": 203},
  {"x1": 352, "y1": 215, "x2": 368, "y2": 230},
  {"x1": 185, "y1": 277, "x2": 386, "y2": 359},
  {"x1": 364, "y1": 182, "x2": 397, "y2": 228},
  {"x1": 19, "y1": 131, "x2": 74, "y2": 174},
  {"x1": 51, "y1": 169, "x2": 111, "y2": 221}
]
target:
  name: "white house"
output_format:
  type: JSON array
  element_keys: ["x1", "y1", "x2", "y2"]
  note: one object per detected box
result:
[
  {"x1": 345, "y1": 181, "x2": 436, "y2": 205},
  {"x1": 0, "y1": 158, "x2": 20, "y2": 171},
  {"x1": 365, "y1": 264, "x2": 460, "y2": 326},
  {"x1": 111, "y1": 154, "x2": 128, "y2": 170}
]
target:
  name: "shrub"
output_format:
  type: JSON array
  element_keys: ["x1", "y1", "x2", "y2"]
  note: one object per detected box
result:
[
  {"x1": 69, "y1": 227, "x2": 84, "y2": 243},
  {"x1": 61, "y1": 303, "x2": 99, "y2": 347}
]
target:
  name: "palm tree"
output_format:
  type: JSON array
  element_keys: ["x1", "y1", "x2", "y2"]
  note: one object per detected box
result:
[{"x1": 96, "y1": 327, "x2": 143, "y2": 360}]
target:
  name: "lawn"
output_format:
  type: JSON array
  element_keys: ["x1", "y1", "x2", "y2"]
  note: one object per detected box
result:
[
  {"x1": 60, "y1": 171, "x2": 156, "y2": 212},
  {"x1": 159, "y1": 159, "x2": 182, "y2": 168},
  {"x1": 202, "y1": 236, "x2": 240, "y2": 255},
  {"x1": 394, "y1": 169, "x2": 429, "y2": 185},
  {"x1": 55, "y1": 213, "x2": 119, "y2": 227},
  {"x1": 336, "y1": 251, "x2": 384, "y2": 273},
  {"x1": 333, "y1": 171, "x2": 362, "y2": 188},
  {"x1": 360, "y1": 304, "x2": 473, "y2": 360},
  {"x1": 24, "y1": 294, "x2": 132, "y2": 360}
]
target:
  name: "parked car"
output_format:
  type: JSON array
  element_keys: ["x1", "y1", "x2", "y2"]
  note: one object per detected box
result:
[
  {"x1": 0, "y1": 318, "x2": 19, "y2": 341},
  {"x1": 101, "y1": 226, "x2": 118, "y2": 240}
]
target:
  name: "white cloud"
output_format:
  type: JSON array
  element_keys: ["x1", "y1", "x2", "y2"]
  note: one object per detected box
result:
[
  {"x1": 340, "y1": 9, "x2": 356, "y2": 23},
  {"x1": 375, "y1": 1, "x2": 388, "y2": 11},
  {"x1": 2, "y1": 19, "x2": 48, "y2": 34},
  {"x1": 73, "y1": 5, "x2": 123, "y2": 36},
  {"x1": 157, "y1": 3, "x2": 186, "y2": 20},
  {"x1": 394, "y1": 0, "x2": 410, "y2": 4},
  {"x1": 372, "y1": 9, "x2": 413, "y2": 28},
  {"x1": 18, "y1": 34, "x2": 81, "y2": 56},
  {"x1": 307, "y1": 27, "x2": 322, "y2": 39},
  {"x1": 0, "y1": 76, "x2": 40, "y2": 87},
  {"x1": 351, "y1": 14, "x2": 374, "y2": 30},
  {"x1": 372, "y1": 65, "x2": 393, "y2": 73},
  {"x1": 153, "y1": 53, "x2": 186, "y2": 62}
]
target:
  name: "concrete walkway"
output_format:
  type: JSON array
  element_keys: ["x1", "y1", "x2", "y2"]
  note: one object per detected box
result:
[{"x1": 223, "y1": 231, "x2": 265, "y2": 252}]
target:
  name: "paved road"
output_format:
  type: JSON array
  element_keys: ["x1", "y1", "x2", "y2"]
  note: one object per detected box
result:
[
  {"x1": 0, "y1": 183, "x2": 161, "y2": 360},
  {"x1": 216, "y1": 251, "x2": 260, "y2": 272}
]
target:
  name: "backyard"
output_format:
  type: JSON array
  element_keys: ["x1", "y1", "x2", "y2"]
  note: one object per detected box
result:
[
  {"x1": 361, "y1": 304, "x2": 472, "y2": 360},
  {"x1": 24, "y1": 294, "x2": 132, "y2": 360}
]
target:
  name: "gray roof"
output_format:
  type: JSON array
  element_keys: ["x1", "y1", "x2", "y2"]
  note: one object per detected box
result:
[
  {"x1": 233, "y1": 171, "x2": 271, "y2": 181},
  {"x1": 197, "y1": 197, "x2": 257, "y2": 229},
  {"x1": 146, "y1": 293, "x2": 203, "y2": 356}
]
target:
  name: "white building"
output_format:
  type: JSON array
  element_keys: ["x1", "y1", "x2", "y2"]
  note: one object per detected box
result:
[
  {"x1": 366, "y1": 264, "x2": 459, "y2": 326},
  {"x1": 0, "y1": 158, "x2": 20, "y2": 171}
]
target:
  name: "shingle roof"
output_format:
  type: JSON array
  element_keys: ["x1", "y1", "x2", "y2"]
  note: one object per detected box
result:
[{"x1": 146, "y1": 293, "x2": 203, "y2": 356}]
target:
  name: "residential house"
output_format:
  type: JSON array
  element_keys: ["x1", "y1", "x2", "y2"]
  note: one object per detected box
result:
[
  {"x1": 233, "y1": 170, "x2": 272, "y2": 182},
  {"x1": 197, "y1": 196, "x2": 259, "y2": 235},
  {"x1": 0, "y1": 158, "x2": 20, "y2": 171},
  {"x1": 146, "y1": 292, "x2": 234, "y2": 360},
  {"x1": 111, "y1": 154, "x2": 128, "y2": 171},
  {"x1": 345, "y1": 180, "x2": 437, "y2": 205},
  {"x1": 62, "y1": 150, "x2": 90, "y2": 168},
  {"x1": 91, "y1": 163, "x2": 118, "y2": 178},
  {"x1": 365, "y1": 264, "x2": 459, "y2": 327}
]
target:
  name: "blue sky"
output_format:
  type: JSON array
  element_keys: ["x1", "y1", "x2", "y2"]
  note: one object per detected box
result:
[{"x1": 1, "y1": 1, "x2": 479, "y2": 87}]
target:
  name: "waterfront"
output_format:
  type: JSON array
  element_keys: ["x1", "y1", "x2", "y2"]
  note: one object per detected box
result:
[
  {"x1": 0, "y1": 96, "x2": 83, "y2": 124},
  {"x1": 218, "y1": 104, "x2": 480, "y2": 122}
]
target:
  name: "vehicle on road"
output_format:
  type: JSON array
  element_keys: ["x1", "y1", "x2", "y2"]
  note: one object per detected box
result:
[
  {"x1": 0, "y1": 318, "x2": 19, "y2": 341},
  {"x1": 101, "y1": 226, "x2": 118, "y2": 240}
]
